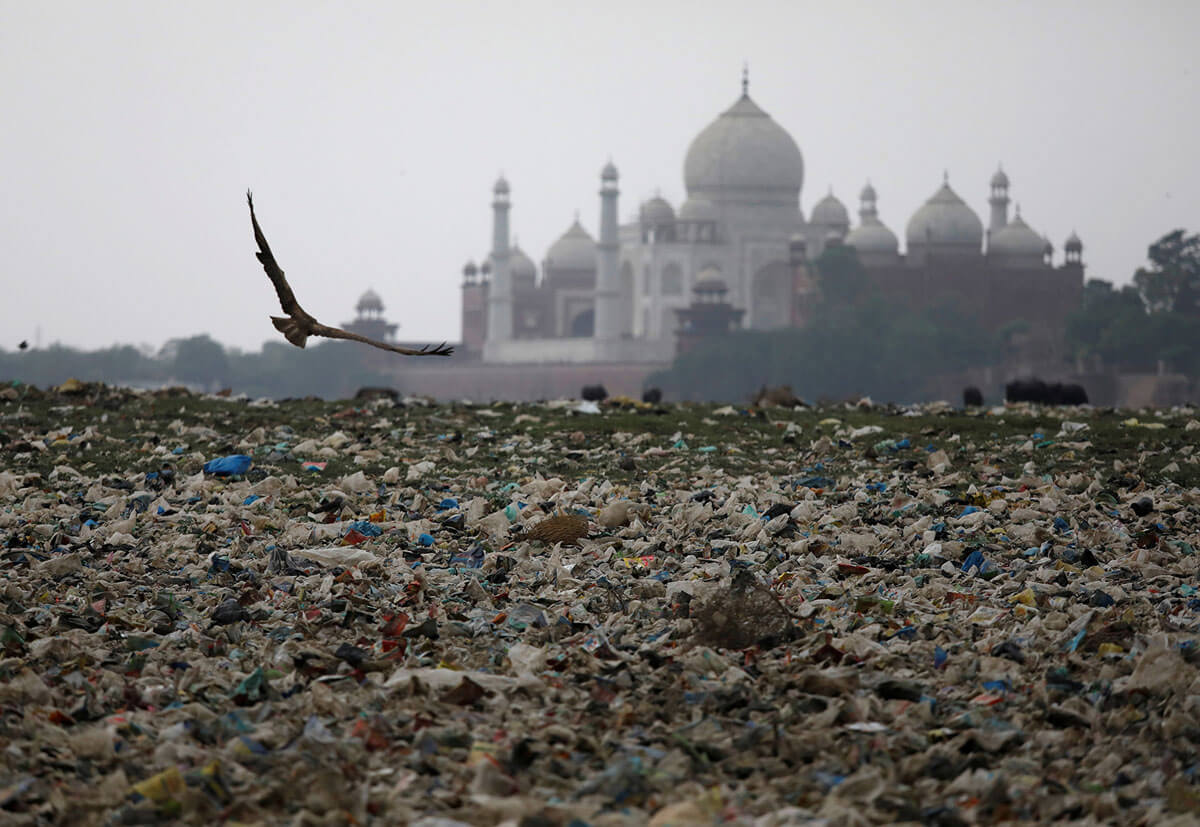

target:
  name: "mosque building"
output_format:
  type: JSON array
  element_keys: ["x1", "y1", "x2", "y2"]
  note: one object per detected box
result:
[{"x1": 458, "y1": 74, "x2": 1085, "y2": 365}]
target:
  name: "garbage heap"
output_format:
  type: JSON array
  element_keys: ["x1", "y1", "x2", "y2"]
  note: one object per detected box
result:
[{"x1": 1, "y1": 381, "x2": 1199, "y2": 825}]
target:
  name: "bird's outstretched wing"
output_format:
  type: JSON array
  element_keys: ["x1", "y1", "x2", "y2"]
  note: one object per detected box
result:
[
  {"x1": 309, "y1": 322, "x2": 454, "y2": 356},
  {"x1": 248, "y1": 190, "x2": 452, "y2": 357},
  {"x1": 247, "y1": 190, "x2": 307, "y2": 319}
]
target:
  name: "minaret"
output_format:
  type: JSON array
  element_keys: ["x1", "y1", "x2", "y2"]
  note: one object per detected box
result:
[
  {"x1": 460, "y1": 261, "x2": 486, "y2": 353},
  {"x1": 988, "y1": 166, "x2": 1009, "y2": 232},
  {"x1": 593, "y1": 161, "x2": 621, "y2": 341},
  {"x1": 859, "y1": 181, "x2": 878, "y2": 222},
  {"x1": 1064, "y1": 231, "x2": 1083, "y2": 266},
  {"x1": 485, "y1": 176, "x2": 513, "y2": 344}
]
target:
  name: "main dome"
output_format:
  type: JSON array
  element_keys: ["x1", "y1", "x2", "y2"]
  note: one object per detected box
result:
[{"x1": 683, "y1": 94, "x2": 804, "y2": 205}]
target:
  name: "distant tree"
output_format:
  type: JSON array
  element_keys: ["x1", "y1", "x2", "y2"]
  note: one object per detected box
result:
[
  {"x1": 1066, "y1": 279, "x2": 1149, "y2": 365},
  {"x1": 172, "y1": 335, "x2": 230, "y2": 389},
  {"x1": 1133, "y1": 229, "x2": 1200, "y2": 314},
  {"x1": 813, "y1": 243, "x2": 869, "y2": 309},
  {"x1": 650, "y1": 273, "x2": 998, "y2": 404}
]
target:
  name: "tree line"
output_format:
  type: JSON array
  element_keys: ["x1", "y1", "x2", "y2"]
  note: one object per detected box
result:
[
  {"x1": 4, "y1": 229, "x2": 1196, "y2": 402},
  {"x1": 651, "y1": 228, "x2": 1200, "y2": 403},
  {"x1": 1066, "y1": 229, "x2": 1200, "y2": 374},
  {"x1": 0, "y1": 337, "x2": 394, "y2": 399}
]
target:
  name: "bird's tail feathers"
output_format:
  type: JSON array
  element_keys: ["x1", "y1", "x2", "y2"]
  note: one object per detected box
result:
[{"x1": 271, "y1": 316, "x2": 309, "y2": 348}]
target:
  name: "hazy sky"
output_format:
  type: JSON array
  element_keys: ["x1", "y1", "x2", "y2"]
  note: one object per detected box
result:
[{"x1": 2, "y1": 1, "x2": 1198, "y2": 353}]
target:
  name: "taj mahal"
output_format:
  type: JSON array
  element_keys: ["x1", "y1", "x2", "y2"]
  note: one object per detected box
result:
[{"x1": 449, "y1": 74, "x2": 1085, "y2": 370}]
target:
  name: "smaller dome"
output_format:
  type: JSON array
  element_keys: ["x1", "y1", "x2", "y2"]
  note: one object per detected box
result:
[
  {"x1": 692, "y1": 276, "x2": 728, "y2": 295},
  {"x1": 493, "y1": 176, "x2": 509, "y2": 195},
  {"x1": 906, "y1": 180, "x2": 984, "y2": 249},
  {"x1": 356, "y1": 289, "x2": 383, "y2": 313},
  {"x1": 1065, "y1": 231, "x2": 1082, "y2": 253},
  {"x1": 509, "y1": 245, "x2": 537, "y2": 280},
  {"x1": 989, "y1": 212, "x2": 1044, "y2": 257},
  {"x1": 811, "y1": 191, "x2": 850, "y2": 228},
  {"x1": 679, "y1": 197, "x2": 718, "y2": 222},
  {"x1": 601, "y1": 160, "x2": 618, "y2": 181},
  {"x1": 860, "y1": 182, "x2": 877, "y2": 202},
  {"x1": 463, "y1": 260, "x2": 478, "y2": 277},
  {"x1": 640, "y1": 196, "x2": 675, "y2": 226},
  {"x1": 990, "y1": 166, "x2": 1009, "y2": 188},
  {"x1": 479, "y1": 259, "x2": 492, "y2": 276},
  {"x1": 845, "y1": 219, "x2": 899, "y2": 255},
  {"x1": 545, "y1": 220, "x2": 596, "y2": 271}
]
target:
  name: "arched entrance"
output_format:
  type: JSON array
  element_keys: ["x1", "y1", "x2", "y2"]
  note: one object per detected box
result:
[
  {"x1": 619, "y1": 261, "x2": 635, "y2": 336},
  {"x1": 750, "y1": 261, "x2": 792, "y2": 330},
  {"x1": 569, "y1": 308, "x2": 594, "y2": 337}
]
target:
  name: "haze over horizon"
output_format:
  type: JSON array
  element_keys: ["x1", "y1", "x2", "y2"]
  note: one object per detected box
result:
[{"x1": 2, "y1": 0, "x2": 1197, "y2": 354}]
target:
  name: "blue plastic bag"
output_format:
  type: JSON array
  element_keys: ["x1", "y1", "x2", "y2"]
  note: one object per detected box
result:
[{"x1": 203, "y1": 455, "x2": 252, "y2": 476}]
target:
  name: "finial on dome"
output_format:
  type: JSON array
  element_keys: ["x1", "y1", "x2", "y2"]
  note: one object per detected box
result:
[
  {"x1": 943, "y1": 169, "x2": 949, "y2": 185},
  {"x1": 741, "y1": 62, "x2": 748, "y2": 96}
]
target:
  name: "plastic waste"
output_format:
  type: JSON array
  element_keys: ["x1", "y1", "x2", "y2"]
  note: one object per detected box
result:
[
  {"x1": 202, "y1": 454, "x2": 252, "y2": 475},
  {"x1": 4, "y1": 383, "x2": 1197, "y2": 824}
]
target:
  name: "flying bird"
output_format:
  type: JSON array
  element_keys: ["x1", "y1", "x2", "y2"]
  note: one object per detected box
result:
[{"x1": 247, "y1": 191, "x2": 452, "y2": 357}]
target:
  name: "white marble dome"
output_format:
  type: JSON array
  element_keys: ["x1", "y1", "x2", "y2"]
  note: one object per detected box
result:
[
  {"x1": 639, "y1": 196, "x2": 676, "y2": 226},
  {"x1": 683, "y1": 94, "x2": 803, "y2": 203},
  {"x1": 906, "y1": 181, "x2": 983, "y2": 250},
  {"x1": 679, "y1": 197, "x2": 718, "y2": 222},
  {"x1": 508, "y1": 245, "x2": 537, "y2": 280},
  {"x1": 544, "y1": 220, "x2": 596, "y2": 271}
]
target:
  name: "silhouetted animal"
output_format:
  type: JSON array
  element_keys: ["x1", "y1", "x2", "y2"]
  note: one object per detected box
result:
[
  {"x1": 17, "y1": 341, "x2": 28, "y2": 352},
  {"x1": 354, "y1": 386, "x2": 399, "y2": 402},
  {"x1": 1051, "y1": 383, "x2": 1089, "y2": 405},
  {"x1": 962, "y1": 386, "x2": 983, "y2": 407},
  {"x1": 581, "y1": 384, "x2": 608, "y2": 402},
  {"x1": 247, "y1": 191, "x2": 452, "y2": 357},
  {"x1": 1006, "y1": 378, "x2": 1047, "y2": 403},
  {"x1": 753, "y1": 385, "x2": 805, "y2": 408},
  {"x1": 1006, "y1": 378, "x2": 1088, "y2": 405},
  {"x1": 641, "y1": 387, "x2": 663, "y2": 404}
]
